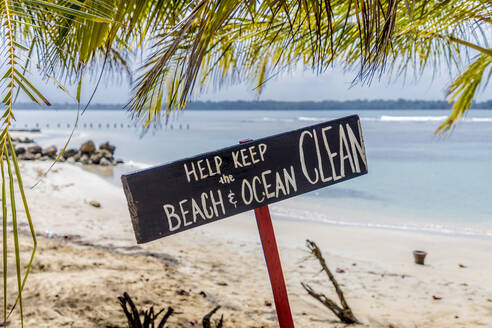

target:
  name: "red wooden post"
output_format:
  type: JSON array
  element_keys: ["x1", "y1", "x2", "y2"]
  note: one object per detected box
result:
[{"x1": 241, "y1": 140, "x2": 295, "y2": 328}]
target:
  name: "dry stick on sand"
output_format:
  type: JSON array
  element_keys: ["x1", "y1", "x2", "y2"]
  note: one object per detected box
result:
[
  {"x1": 117, "y1": 292, "x2": 223, "y2": 328},
  {"x1": 202, "y1": 306, "x2": 223, "y2": 328},
  {"x1": 118, "y1": 292, "x2": 174, "y2": 328},
  {"x1": 301, "y1": 240, "x2": 360, "y2": 324}
]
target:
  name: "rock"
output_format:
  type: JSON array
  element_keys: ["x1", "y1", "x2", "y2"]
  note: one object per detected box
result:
[
  {"x1": 67, "y1": 157, "x2": 75, "y2": 163},
  {"x1": 19, "y1": 137, "x2": 34, "y2": 144},
  {"x1": 101, "y1": 149, "x2": 112, "y2": 159},
  {"x1": 62, "y1": 148, "x2": 78, "y2": 159},
  {"x1": 99, "y1": 157, "x2": 111, "y2": 166},
  {"x1": 15, "y1": 147, "x2": 26, "y2": 155},
  {"x1": 12, "y1": 137, "x2": 33, "y2": 144},
  {"x1": 19, "y1": 152, "x2": 35, "y2": 161},
  {"x1": 89, "y1": 200, "x2": 101, "y2": 208},
  {"x1": 90, "y1": 152, "x2": 103, "y2": 164},
  {"x1": 116, "y1": 158, "x2": 124, "y2": 164},
  {"x1": 34, "y1": 153, "x2": 42, "y2": 160},
  {"x1": 27, "y1": 145, "x2": 42, "y2": 154},
  {"x1": 42, "y1": 145, "x2": 57, "y2": 158},
  {"x1": 80, "y1": 154, "x2": 90, "y2": 165},
  {"x1": 79, "y1": 140, "x2": 96, "y2": 154},
  {"x1": 58, "y1": 156, "x2": 65, "y2": 162},
  {"x1": 90, "y1": 149, "x2": 112, "y2": 164},
  {"x1": 99, "y1": 141, "x2": 115, "y2": 154},
  {"x1": 40, "y1": 156, "x2": 49, "y2": 161},
  {"x1": 72, "y1": 152, "x2": 81, "y2": 162}
]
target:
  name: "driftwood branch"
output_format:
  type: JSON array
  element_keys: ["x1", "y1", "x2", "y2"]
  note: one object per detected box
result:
[{"x1": 301, "y1": 240, "x2": 360, "y2": 324}]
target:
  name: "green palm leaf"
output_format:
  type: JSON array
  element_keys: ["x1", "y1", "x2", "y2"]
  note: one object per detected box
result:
[
  {"x1": 0, "y1": 0, "x2": 115, "y2": 325},
  {"x1": 124, "y1": 0, "x2": 491, "y2": 131}
]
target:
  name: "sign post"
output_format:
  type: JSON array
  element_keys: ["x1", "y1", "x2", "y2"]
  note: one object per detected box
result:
[
  {"x1": 254, "y1": 205, "x2": 295, "y2": 327},
  {"x1": 121, "y1": 115, "x2": 368, "y2": 327},
  {"x1": 240, "y1": 139, "x2": 294, "y2": 328}
]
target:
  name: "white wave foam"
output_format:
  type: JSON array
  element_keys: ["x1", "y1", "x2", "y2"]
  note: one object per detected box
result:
[
  {"x1": 298, "y1": 116, "x2": 324, "y2": 121},
  {"x1": 125, "y1": 160, "x2": 153, "y2": 169},
  {"x1": 298, "y1": 116, "x2": 379, "y2": 122},
  {"x1": 256, "y1": 115, "x2": 492, "y2": 124},
  {"x1": 380, "y1": 115, "x2": 448, "y2": 122},
  {"x1": 269, "y1": 205, "x2": 492, "y2": 239},
  {"x1": 380, "y1": 115, "x2": 492, "y2": 123},
  {"x1": 262, "y1": 117, "x2": 295, "y2": 122},
  {"x1": 464, "y1": 117, "x2": 492, "y2": 122}
]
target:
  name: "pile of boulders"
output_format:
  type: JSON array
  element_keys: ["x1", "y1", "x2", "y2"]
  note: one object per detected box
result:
[{"x1": 13, "y1": 138, "x2": 123, "y2": 166}]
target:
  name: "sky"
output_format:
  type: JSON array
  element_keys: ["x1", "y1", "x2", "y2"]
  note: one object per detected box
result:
[{"x1": 23, "y1": 63, "x2": 490, "y2": 105}]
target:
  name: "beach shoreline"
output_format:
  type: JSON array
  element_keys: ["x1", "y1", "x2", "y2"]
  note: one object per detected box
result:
[{"x1": 3, "y1": 160, "x2": 489, "y2": 327}]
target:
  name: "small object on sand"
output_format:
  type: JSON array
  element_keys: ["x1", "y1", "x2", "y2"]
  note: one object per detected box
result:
[
  {"x1": 432, "y1": 295, "x2": 442, "y2": 300},
  {"x1": 89, "y1": 200, "x2": 101, "y2": 208},
  {"x1": 264, "y1": 300, "x2": 272, "y2": 307},
  {"x1": 336, "y1": 268, "x2": 345, "y2": 273},
  {"x1": 413, "y1": 250, "x2": 427, "y2": 265},
  {"x1": 176, "y1": 289, "x2": 189, "y2": 296},
  {"x1": 458, "y1": 264, "x2": 467, "y2": 268},
  {"x1": 199, "y1": 291, "x2": 207, "y2": 298}
]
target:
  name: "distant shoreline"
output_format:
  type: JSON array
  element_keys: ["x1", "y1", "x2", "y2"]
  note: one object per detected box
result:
[{"x1": 13, "y1": 99, "x2": 492, "y2": 110}]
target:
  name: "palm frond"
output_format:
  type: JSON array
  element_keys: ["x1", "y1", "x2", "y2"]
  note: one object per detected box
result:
[
  {"x1": 125, "y1": 0, "x2": 491, "y2": 131},
  {"x1": 0, "y1": 0, "x2": 115, "y2": 325},
  {"x1": 438, "y1": 52, "x2": 492, "y2": 131}
]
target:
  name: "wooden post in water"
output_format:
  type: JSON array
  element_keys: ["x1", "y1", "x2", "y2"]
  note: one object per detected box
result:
[{"x1": 240, "y1": 139, "x2": 295, "y2": 328}]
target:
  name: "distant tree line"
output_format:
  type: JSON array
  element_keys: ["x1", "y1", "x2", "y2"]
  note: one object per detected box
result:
[{"x1": 14, "y1": 99, "x2": 492, "y2": 110}]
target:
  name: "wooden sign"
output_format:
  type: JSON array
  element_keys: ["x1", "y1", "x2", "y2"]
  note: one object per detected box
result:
[{"x1": 122, "y1": 115, "x2": 367, "y2": 244}]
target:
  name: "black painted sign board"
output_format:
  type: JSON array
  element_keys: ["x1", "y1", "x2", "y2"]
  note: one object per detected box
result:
[{"x1": 122, "y1": 115, "x2": 368, "y2": 244}]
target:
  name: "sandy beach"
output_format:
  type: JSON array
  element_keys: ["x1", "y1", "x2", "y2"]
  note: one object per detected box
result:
[{"x1": 4, "y1": 160, "x2": 492, "y2": 327}]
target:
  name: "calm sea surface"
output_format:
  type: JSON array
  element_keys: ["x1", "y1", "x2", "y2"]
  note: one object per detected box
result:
[{"x1": 12, "y1": 109, "x2": 492, "y2": 238}]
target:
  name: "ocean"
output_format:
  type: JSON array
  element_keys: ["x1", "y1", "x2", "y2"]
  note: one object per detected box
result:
[{"x1": 12, "y1": 109, "x2": 492, "y2": 239}]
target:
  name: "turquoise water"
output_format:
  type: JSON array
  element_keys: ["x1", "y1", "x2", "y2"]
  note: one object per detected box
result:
[{"x1": 13, "y1": 109, "x2": 492, "y2": 238}]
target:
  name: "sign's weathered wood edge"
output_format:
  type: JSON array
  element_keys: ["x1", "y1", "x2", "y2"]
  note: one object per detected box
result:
[
  {"x1": 121, "y1": 175, "x2": 143, "y2": 243},
  {"x1": 122, "y1": 114, "x2": 368, "y2": 244}
]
